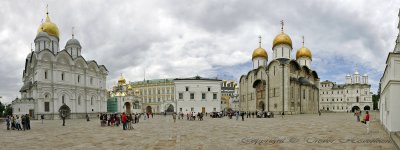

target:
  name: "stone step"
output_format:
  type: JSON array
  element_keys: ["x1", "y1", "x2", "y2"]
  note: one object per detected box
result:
[{"x1": 391, "y1": 132, "x2": 400, "y2": 150}]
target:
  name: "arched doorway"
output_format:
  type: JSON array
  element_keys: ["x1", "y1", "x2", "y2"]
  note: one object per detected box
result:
[
  {"x1": 124, "y1": 102, "x2": 131, "y2": 114},
  {"x1": 146, "y1": 106, "x2": 152, "y2": 113},
  {"x1": 364, "y1": 105, "x2": 370, "y2": 111},
  {"x1": 351, "y1": 106, "x2": 360, "y2": 112},
  {"x1": 258, "y1": 101, "x2": 265, "y2": 111},
  {"x1": 58, "y1": 104, "x2": 71, "y2": 119},
  {"x1": 166, "y1": 104, "x2": 174, "y2": 113}
]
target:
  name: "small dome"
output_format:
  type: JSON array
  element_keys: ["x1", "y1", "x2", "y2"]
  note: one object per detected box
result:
[
  {"x1": 37, "y1": 15, "x2": 60, "y2": 39},
  {"x1": 66, "y1": 38, "x2": 81, "y2": 47},
  {"x1": 127, "y1": 85, "x2": 132, "y2": 90},
  {"x1": 252, "y1": 47, "x2": 268, "y2": 59},
  {"x1": 296, "y1": 46, "x2": 312, "y2": 60},
  {"x1": 363, "y1": 74, "x2": 368, "y2": 76},
  {"x1": 272, "y1": 32, "x2": 292, "y2": 48}
]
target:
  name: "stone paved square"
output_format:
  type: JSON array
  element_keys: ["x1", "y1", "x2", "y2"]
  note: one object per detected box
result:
[{"x1": 0, "y1": 112, "x2": 395, "y2": 150}]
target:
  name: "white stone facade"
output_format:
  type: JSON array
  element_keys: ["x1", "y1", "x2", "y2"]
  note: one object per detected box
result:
[
  {"x1": 380, "y1": 9, "x2": 400, "y2": 133},
  {"x1": 174, "y1": 76, "x2": 221, "y2": 113},
  {"x1": 239, "y1": 31, "x2": 319, "y2": 114},
  {"x1": 12, "y1": 12, "x2": 108, "y2": 119},
  {"x1": 319, "y1": 72, "x2": 372, "y2": 112}
]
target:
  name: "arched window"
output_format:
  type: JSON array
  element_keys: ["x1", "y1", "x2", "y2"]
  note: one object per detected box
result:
[
  {"x1": 61, "y1": 72, "x2": 64, "y2": 81},
  {"x1": 44, "y1": 71, "x2": 48, "y2": 79},
  {"x1": 62, "y1": 95, "x2": 65, "y2": 104},
  {"x1": 78, "y1": 96, "x2": 81, "y2": 105},
  {"x1": 77, "y1": 75, "x2": 80, "y2": 83},
  {"x1": 91, "y1": 97, "x2": 93, "y2": 105},
  {"x1": 356, "y1": 96, "x2": 359, "y2": 103}
]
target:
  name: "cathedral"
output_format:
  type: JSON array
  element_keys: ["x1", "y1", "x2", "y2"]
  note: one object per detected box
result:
[
  {"x1": 239, "y1": 22, "x2": 320, "y2": 114},
  {"x1": 11, "y1": 10, "x2": 108, "y2": 119}
]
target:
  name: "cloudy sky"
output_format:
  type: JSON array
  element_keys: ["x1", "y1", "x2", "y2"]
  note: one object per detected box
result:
[{"x1": 0, "y1": 0, "x2": 399, "y2": 103}]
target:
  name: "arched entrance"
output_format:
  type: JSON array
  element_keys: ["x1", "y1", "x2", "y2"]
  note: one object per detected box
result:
[
  {"x1": 364, "y1": 105, "x2": 370, "y2": 111},
  {"x1": 58, "y1": 104, "x2": 71, "y2": 119},
  {"x1": 258, "y1": 101, "x2": 265, "y2": 111},
  {"x1": 124, "y1": 102, "x2": 131, "y2": 114},
  {"x1": 351, "y1": 106, "x2": 360, "y2": 112},
  {"x1": 166, "y1": 104, "x2": 174, "y2": 113},
  {"x1": 146, "y1": 106, "x2": 152, "y2": 113}
]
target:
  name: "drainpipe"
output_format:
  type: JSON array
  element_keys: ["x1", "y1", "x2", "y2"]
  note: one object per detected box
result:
[{"x1": 282, "y1": 64, "x2": 284, "y2": 114}]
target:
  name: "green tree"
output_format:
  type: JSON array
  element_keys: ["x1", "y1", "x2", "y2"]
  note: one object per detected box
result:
[
  {"x1": 372, "y1": 85, "x2": 381, "y2": 110},
  {"x1": 0, "y1": 101, "x2": 4, "y2": 117},
  {"x1": 4, "y1": 104, "x2": 13, "y2": 116}
]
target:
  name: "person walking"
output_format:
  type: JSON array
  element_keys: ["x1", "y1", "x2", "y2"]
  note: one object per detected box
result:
[
  {"x1": 61, "y1": 113, "x2": 66, "y2": 126},
  {"x1": 172, "y1": 112, "x2": 177, "y2": 123},
  {"x1": 6, "y1": 115, "x2": 10, "y2": 130},
  {"x1": 16, "y1": 115, "x2": 21, "y2": 130},
  {"x1": 281, "y1": 112, "x2": 285, "y2": 119},
  {"x1": 121, "y1": 112, "x2": 127, "y2": 130},
  {"x1": 26, "y1": 114, "x2": 30, "y2": 130},
  {"x1": 235, "y1": 111, "x2": 239, "y2": 121},
  {"x1": 41, "y1": 114, "x2": 44, "y2": 124},
  {"x1": 241, "y1": 111, "x2": 244, "y2": 121},
  {"x1": 355, "y1": 110, "x2": 360, "y2": 122},
  {"x1": 364, "y1": 111, "x2": 370, "y2": 134},
  {"x1": 86, "y1": 114, "x2": 90, "y2": 122}
]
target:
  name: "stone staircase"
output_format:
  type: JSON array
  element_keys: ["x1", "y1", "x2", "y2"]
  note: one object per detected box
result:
[{"x1": 391, "y1": 132, "x2": 400, "y2": 150}]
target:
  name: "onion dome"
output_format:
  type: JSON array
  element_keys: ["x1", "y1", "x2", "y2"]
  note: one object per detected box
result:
[
  {"x1": 252, "y1": 35, "x2": 268, "y2": 59},
  {"x1": 273, "y1": 33, "x2": 292, "y2": 48},
  {"x1": 272, "y1": 20, "x2": 292, "y2": 48},
  {"x1": 252, "y1": 47, "x2": 268, "y2": 59},
  {"x1": 127, "y1": 85, "x2": 133, "y2": 90},
  {"x1": 66, "y1": 27, "x2": 81, "y2": 47},
  {"x1": 118, "y1": 74, "x2": 126, "y2": 84},
  {"x1": 296, "y1": 47, "x2": 312, "y2": 60},
  {"x1": 37, "y1": 12, "x2": 59, "y2": 39},
  {"x1": 66, "y1": 38, "x2": 81, "y2": 47}
]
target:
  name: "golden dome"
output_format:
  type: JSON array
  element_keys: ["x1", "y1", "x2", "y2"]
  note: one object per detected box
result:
[
  {"x1": 118, "y1": 74, "x2": 126, "y2": 84},
  {"x1": 296, "y1": 46, "x2": 312, "y2": 60},
  {"x1": 252, "y1": 47, "x2": 268, "y2": 59},
  {"x1": 273, "y1": 32, "x2": 292, "y2": 48},
  {"x1": 37, "y1": 14, "x2": 60, "y2": 38},
  {"x1": 127, "y1": 85, "x2": 132, "y2": 90}
]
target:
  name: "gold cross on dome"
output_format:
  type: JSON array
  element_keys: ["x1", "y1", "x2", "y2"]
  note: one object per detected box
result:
[
  {"x1": 302, "y1": 36, "x2": 305, "y2": 46},
  {"x1": 258, "y1": 35, "x2": 262, "y2": 47},
  {"x1": 280, "y1": 20, "x2": 284, "y2": 32}
]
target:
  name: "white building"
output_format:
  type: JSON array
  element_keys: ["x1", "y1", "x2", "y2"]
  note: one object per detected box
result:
[
  {"x1": 12, "y1": 10, "x2": 108, "y2": 119},
  {"x1": 319, "y1": 69, "x2": 372, "y2": 112},
  {"x1": 174, "y1": 76, "x2": 221, "y2": 113},
  {"x1": 380, "y1": 9, "x2": 400, "y2": 133},
  {"x1": 230, "y1": 85, "x2": 240, "y2": 111}
]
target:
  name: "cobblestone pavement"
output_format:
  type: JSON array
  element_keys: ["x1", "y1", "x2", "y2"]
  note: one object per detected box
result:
[{"x1": 0, "y1": 111, "x2": 396, "y2": 150}]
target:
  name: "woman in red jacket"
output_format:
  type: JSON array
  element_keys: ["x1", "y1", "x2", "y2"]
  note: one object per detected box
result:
[
  {"x1": 364, "y1": 111, "x2": 370, "y2": 134},
  {"x1": 121, "y1": 112, "x2": 127, "y2": 130}
]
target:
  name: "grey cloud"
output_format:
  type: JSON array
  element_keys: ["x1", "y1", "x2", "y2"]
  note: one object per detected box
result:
[{"x1": 1, "y1": 0, "x2": 399, "y2": 103}]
